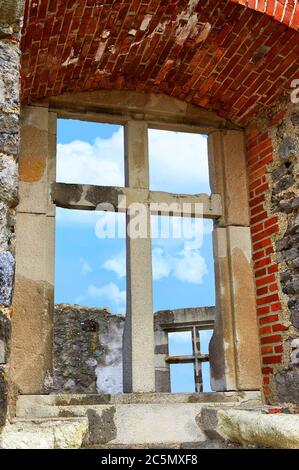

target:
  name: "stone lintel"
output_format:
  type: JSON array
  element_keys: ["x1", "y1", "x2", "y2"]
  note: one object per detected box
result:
[{"x1": 48, "y1": 90, "x2": 240, "y2": 132}]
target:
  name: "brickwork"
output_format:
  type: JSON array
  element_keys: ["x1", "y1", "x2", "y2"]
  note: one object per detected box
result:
[
  {"x1": 20, "y1": 0, "x2": 299, "y2": 125},
  {"x1": 231, "y1": 0, "x2": 299, "y2": 30},
  {"x1": 246, "y1": 103, "x2": 299, "y2": 405}
]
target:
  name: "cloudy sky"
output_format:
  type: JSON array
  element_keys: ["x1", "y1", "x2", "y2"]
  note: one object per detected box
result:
[{"x1": 55, "y1": 120, "x2": 215, "y2": 392}]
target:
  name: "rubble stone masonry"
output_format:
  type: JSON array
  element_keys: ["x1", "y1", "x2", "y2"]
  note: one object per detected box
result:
[
  {"x1": 0, "y1": 1, "x2": 24, "y2": 425},
  {"x1": 246, "y1": 102, "x2": 299, "y2": 406}
]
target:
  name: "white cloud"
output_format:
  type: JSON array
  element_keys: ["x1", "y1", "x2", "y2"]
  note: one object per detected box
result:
[
  {"x1": 173, "y1": 247, "x2": 208, "y2": 284},
  {"x1": 148, "y1": 129, "x2": 210, "y2": 194},
  {"x1": 152, "y1": 247, "x2": 172, "y2": 280},
  {"x1": 56, "y1": 127, "x2": 124, "y2": 186},
  {"x1": 80, "y1": 258, "x2": 92, "y2": 275},
  {"x1": 102, "y1": 251, "x2": 126, "y2": 278},
  {"x1": 87, "y1": 282, "x2": 126, "y2": 313},
  {"x1": 152, "y1": 239, "x2": 208, "y2": 284},
  {"x1": 101, "y1": 241, "x2": 208, "y2": 285}
]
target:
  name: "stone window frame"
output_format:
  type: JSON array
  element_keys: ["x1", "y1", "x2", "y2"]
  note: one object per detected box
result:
[
  {"x1": 10, "y1": 91, "x2": 262, "y2": 396},
  {"x1": 165, "y1": 324, "x2": 214, "y2": 393}
]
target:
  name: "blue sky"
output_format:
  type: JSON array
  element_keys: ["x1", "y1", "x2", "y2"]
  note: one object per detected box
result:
[{"x1": 55, "y1": 119, "x2": 215, "y2": 392}]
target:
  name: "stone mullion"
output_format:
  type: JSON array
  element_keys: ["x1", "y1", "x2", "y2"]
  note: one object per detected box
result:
[
  {"x1": 208, "y1": 130, "x2": 262, "y2": 392},
  {"x1": 123, "y1": 120, "x2": 155, "y2": 392},
  {"x1": 10, "y1": 106, "x2": 56, "y2": 394}
]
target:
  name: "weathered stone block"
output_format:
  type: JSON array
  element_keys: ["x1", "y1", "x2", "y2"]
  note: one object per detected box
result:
[
  {"x1": 289, "y1": 299, "x2": 299, "y2": 328},
  {"x1": 0, "y1": 310, "x2": 10, "y2": 363},
  {"x1": 0, "y1": 42, "x2": 19, "y2": 111},
  {"x1": 0, "y1": 251, "x2": 14, "y2": 306},
  {"x1": 279, "y1": 137, "x2": 297, "y2": 161},
  {"x1": 0, "y1": 133, "x2": 19, "y2": 156},
  {"x1": 291, "y1": 113, "x2": 299, "y2": 126},
  {"x1": 0, "y1": 154, "x2": 18, "y2": 206},
  {"x1": 0, "y1": 203, "x2": 10, "y2": 251},
  {"x1": 275, "y1": 369, "x2": 299, "y2": 405},
  {"x1": 0, "y1": 1, "x2": 24, "y2": 26},
  {"x1": 272, "y1": 163, "x2": 288, "y2": 181},
  {"x1": 0, "y1": 367, "x2": 7, "y2": 426}
]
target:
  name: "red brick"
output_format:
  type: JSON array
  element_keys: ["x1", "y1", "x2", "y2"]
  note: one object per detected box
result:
[
  {"x1": 256, "y1": 274, "x2": 275, "y2": 287},
  {"x1": 262, "y1": 367, "x2": 273, "y2": 374},
  {"x1": 262, "y1": 355, "x2": 282, "y2": 365},
  {"x1": 271, "y1": 302, "x2": 282, "y2": 311},
  {"x1": 257, "y1": 306, "x2": 270, "y2": 316},
  {"x1": 259, "y1": 326, "x2": 272, "y2": 335},
  {"x1": 261, "y1": 345, "x2": 273, "y2": 355},
  {"x1": 259, "y1": 314, "x2": 279, "y2": 325},
  {"x1": 272, "y1": 323, "x2": 289, "y2": 332},
  {"x1": 261, "y1": 334, "x2": 282, "y2": 344}
]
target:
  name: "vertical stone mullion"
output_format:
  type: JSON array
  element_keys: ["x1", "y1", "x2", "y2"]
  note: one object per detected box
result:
[
  {"x1": 123, "y1": 120, "x2": 155, "y2": 392},
  {"x1": 10, "y1": 106, "x2": 56, "y2": 394},
  {"x1": 208, "y1": 130, "x2": 261, "y2": 392}
]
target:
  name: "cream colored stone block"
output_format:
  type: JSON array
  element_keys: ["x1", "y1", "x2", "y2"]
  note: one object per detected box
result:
[
  {"x1": 208, "y1": 130, "x2": 250, "y2": 226},
  {"x1": 11, "y1": 210, "x2": 55, "y2": 393},
  {"x1": 11, "y1": 275, "x2": 53, "y2": 394},
  {"x1": 210, "y1": 227, "x2": 237, "y2": 391},
  {"x1": 0, "y1": 419, "x2": 88, "y2": 449},
  {"x1": 210, "y1": 227, "x2": 261, "y2": 391},
  {"x1": 14, "y1": 212, "x2": 55, "y2": 284},
  {"x1": 217, "y1": 410, "x2": 299, "y2": 449},
  {"x1": 125, "y1": 120, "x2": 149, "y2": 188},
  {"x1": 18, "y1": 107, "x2": 56, "y2": 215},
  {"x1": 227, "y1": 226, "x2": 261, "y2": 390}
]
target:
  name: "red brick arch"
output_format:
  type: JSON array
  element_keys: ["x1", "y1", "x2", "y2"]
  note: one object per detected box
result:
[
  {"x1": 21, "y1": 0, "x2": 299, "y2": 125},
  {"x1": 230, "y1": 0, "x2": 299, "y2": 30}
]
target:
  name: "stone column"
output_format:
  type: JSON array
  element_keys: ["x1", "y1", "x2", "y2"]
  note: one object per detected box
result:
[
  {"x1": 123, "y1": 121, "x2": 155, "y2": 392},
  {"x1": 10, "y1": 106, "x2": 56, "y2": 394},
  {"x1": 208, "y1": 130, "x2": 262, "y2": 391},
  {"x1": 0, "y1": 0, "x2": 25, "y2": 424}
]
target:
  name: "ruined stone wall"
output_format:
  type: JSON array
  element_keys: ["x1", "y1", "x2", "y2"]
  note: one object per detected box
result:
[
  {"x1": 0, "y1": 1, "x2": 24, "y2": 426},
  {"x1": 246, "y1": 102, "x2": 299, "y2": 406},
  {"x1": 53, "y1": 304, "x2": 125, "y2": 394}
]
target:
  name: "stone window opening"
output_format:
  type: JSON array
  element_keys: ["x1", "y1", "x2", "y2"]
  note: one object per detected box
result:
[
  {"x1": 167, "y1": 327, "x2": 213, "y2": 393},
  {"x1": 10, "y1": 92, "x2": 262, "y2": 398}
]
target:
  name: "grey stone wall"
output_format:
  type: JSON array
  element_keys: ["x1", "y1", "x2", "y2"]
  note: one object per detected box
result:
[
  {"x1": 271, "y1": 109, "x2": 299, "y2": 404},
  {"x1": 0, "y1": 1, "x2": 24, "y2": 426},
  {"x1": 53, "y1": 305, "x2": 125, "y2": 394},
  {"x1": 53, "y1": 304, "x2": 215, "y2": 394}
]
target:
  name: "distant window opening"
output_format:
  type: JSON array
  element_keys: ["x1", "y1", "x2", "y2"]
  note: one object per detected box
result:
[
  {"x1": 167, "y1": 327, "x2": 213, "y2": 393},
  {"x1": 170, "y1": 363, "x2": 195, "y2": 393},
  {"x1": 168, "y1": 331, "x2": 193, "y2": 356}
]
